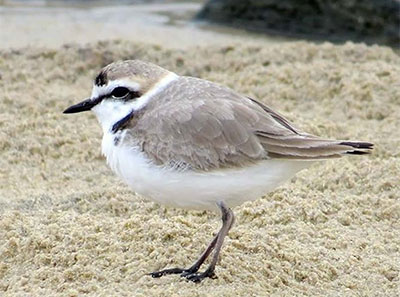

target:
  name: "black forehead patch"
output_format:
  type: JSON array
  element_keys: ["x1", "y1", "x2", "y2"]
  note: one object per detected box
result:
[{"x1": 94, "y1": 70, "x2": 108, "y2": 86}]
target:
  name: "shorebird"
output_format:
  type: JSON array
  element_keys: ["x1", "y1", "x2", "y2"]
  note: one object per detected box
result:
[{"x1": 64, "y1": 60, "x2": 373, "y2": 282}]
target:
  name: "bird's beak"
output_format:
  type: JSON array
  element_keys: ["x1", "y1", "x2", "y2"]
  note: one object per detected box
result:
[{"x1": 63, "y1": 98, "x2": 97, "y2": 114}]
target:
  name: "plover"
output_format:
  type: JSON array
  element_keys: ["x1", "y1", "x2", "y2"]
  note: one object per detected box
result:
[{"x1": 64, "y1": 60, "x2": 373, "y2": 282}]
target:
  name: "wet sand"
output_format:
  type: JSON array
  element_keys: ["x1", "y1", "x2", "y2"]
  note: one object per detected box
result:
[
  {"x1": 0, "y1": 4, "x2": 399, "y2": 296},
  {"x1": 0, "y1": 2, "x2": 285, "y2": 50}
]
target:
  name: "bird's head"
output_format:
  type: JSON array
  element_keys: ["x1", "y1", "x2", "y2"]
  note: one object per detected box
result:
[{"x1": 63, "y1": 60, "x2": 177, "y2": 132}]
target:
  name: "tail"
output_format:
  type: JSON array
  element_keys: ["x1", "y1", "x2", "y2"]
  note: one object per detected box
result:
[
  {"x1": 339, "y1": 141, "x2": 374, "y2": 155},
  {"x1": 257, "y1": 133, "x2": 374, "y2": 160}
]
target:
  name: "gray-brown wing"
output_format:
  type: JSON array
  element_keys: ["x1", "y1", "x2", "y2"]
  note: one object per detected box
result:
[
  {"x1": 132, "y1": 97, "x2": 271, "y2": 170},
  {"x1": 248, "y1": 98, "x2": 373, "y2": 159},
  {"x1": 130, "y1": 77, "x2": 372, "y2": 170}
]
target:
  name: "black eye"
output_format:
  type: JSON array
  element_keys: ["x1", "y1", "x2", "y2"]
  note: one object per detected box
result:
[{"x1": 111, "y1": 87, "x2": 130, "y2": 98}]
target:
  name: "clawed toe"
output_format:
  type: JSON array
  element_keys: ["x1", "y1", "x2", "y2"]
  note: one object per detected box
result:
[
  {"x1": 149, "y1": 202, "x2": 233, "y2": 283},
  {"x1": 182, "y1": 270, "x2": 216, "y2": 283},
  {"x1": 149, "y1": 267, "x2": 185, "y2": 278},
  {"x1": 149, "y1": 267, "x2": 216, "y2": 283}
]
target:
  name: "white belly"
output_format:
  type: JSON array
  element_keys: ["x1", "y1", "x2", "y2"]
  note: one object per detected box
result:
[{"x1": 102, "y1": 132, "x2": 312, "y2": 211}]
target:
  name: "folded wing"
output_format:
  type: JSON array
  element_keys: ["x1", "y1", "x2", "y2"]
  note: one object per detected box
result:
[
  {"x1": 132, "y1": 77, "x2": 373, "y2": 170},
  {"x1": 249, "y1": 98, "x2": 373, "y2": 159}
]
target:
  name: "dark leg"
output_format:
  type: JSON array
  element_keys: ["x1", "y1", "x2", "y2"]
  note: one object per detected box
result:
[
  {"x1": 149, "y1": 233, "x2": 219, "y2": 278},
  {"x1": 184, "y1": 202, "x2": 234, "y2": 282},
  {"x1": 149, "y1": 201, "x2": 235, "y2": 283}
]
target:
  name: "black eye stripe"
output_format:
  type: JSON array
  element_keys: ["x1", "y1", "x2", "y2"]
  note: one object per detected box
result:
[{"x1": 89, "y1": 88, "x2": 141, "y2": 106}]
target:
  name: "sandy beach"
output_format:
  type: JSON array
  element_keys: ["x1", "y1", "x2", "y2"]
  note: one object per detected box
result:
[{"x1": 0, "y1": 2, "x2": 399, "y2": 296}]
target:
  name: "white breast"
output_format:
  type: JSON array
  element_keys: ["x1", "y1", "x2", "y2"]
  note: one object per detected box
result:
[{"x1": 102, "y1": 131, "x2": 312, "y2": 211}]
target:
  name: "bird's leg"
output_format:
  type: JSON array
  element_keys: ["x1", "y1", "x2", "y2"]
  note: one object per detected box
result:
[
  {"x1": 149, "y1": 202, "x2": 235, "y2": 283},
  {"x1": 183, "y1": 201, "x2": 234, "y2": 283},
  {"x1": 149, "y1": 232, "x2": 219, "y2": 278}
]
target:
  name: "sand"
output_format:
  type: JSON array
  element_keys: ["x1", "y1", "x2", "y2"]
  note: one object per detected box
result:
[{"x1": 0, "y1": 40, "x2": 399, "y2": 296}]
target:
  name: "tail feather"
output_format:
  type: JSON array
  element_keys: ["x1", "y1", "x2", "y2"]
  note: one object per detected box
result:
[
  {"x1": 257, "y1": 133, "x2": 374, "y2": 160},
  {"x1": 346, "y1": 150, "x2": 370, "y2": 155},
  {"x1": 339, "y1": 141, "x2": 374, "y2": 154}
]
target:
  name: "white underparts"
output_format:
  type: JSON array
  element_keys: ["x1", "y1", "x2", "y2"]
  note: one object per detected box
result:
[{"x1": 102, "y1": 142, "x2": 312, "y2": 211}]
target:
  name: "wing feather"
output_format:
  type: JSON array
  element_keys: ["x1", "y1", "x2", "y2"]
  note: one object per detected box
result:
[{"x1": 129, "y1": 77, "x2": 372, "y2": 170}]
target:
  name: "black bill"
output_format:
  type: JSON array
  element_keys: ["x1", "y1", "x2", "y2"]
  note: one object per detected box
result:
[{"x1": 63, "y1": 98, "x2": 99, "y2": 114}]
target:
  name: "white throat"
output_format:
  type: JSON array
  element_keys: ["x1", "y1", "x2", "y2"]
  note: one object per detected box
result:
[{"x1": 91, "y1": 72, "x2": 179, "y2": 133}]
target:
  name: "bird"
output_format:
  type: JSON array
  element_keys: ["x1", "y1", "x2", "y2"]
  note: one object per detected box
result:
[{"x1": 63, "y1": 60, "x2": 373, "y2": 283}]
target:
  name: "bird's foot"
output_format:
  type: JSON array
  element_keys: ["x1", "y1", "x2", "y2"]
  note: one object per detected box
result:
[
  {"x1": 149, "y1": 266, "x2": 216, "y2": 283},
  {"x1": 181, "y1": 268, "x2": 217, "y2": 283}
]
